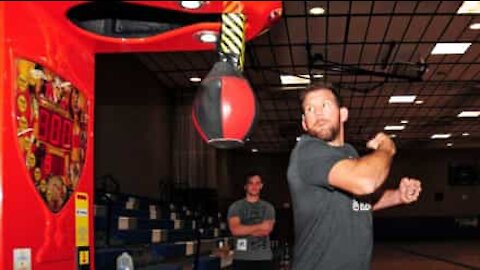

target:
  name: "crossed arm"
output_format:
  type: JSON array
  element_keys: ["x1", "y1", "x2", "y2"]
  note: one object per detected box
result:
[{"x1": 228, "y1": 216, "x2": 275, "y2": 237}]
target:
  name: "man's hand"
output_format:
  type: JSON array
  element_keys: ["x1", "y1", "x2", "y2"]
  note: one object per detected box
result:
[
  {"x1": 366, "y1": 132, "x2": 396, "y2": 156},
  {"x1": 398, "y1": 177, "x2": 422, "y2": 204},
  {"x1": 251, "y1": 221, "x2": 274, "y2": 237}
]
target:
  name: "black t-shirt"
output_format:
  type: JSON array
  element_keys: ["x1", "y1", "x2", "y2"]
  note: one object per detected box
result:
[{"x1": 287, "y1": 134, "x2": 373, "y2": 270}]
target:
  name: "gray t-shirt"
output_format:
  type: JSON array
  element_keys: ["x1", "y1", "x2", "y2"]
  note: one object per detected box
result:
[
  {"x1": 227, "y1": 199, "x2": 275, "y2": 261},
  {"x1": 287, "y1": 134, "x2": 373, "y2": 270}
]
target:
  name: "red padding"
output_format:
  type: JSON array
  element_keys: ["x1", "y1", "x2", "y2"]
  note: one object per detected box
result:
[{"x1": 220, "y1": 76, "x2": 256, "y2": 140}]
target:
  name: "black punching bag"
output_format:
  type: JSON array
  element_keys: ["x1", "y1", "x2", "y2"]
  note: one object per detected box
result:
[{"x1": 192, "y1": 60, "x2": 257, "y2": 149}]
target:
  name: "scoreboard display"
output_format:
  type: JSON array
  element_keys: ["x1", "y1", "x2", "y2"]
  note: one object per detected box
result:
[{"x1": 15, "y1": 59, "x2": 89, "y2": 213}]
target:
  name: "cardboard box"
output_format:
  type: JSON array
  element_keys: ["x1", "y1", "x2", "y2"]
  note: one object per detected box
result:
[
  {"x1": 149, "y1": 204, "x2": 161, "y2": 212},
  {"x1": 151, "y1": 229, "x2": 167, "y2": 243},
  {"x1": 125, "y1": 197, "x2": 139, "y2": 210},
  {"x1": 174, "y1": 219, "x2": 184, "y2": 230},
  {"x1": 118, "y1": 217, "x2": 137, "y2": 230},
  {"x1": 149, "y1": 210, "x2": 162, "y2": 220},
  {"x1": 185, "y1": 241, "x2": 195, "y2": 256}
]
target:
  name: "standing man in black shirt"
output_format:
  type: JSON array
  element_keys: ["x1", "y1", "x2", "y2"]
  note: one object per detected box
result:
[{"x1": 287, "y1": 83, "x2": 422, "y2": 270}]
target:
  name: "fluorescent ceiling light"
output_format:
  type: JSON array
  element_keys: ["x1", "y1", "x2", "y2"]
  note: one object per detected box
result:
[
  {"x1": 400, "y1": 120, "x2": 409, "y2": 124},
  {"x1": 189, "y1": 77, "x2": 201, "y2": 82},
  {"x1": 275, "y1": 86, "x2": 306, "y2": 91},
  {"x1": 462, "y1": 132, "x2": 470, "y2": 136},
  {"x1": 251, "y1": 148, "x2": 259, "y2": 153},
  {"x1": 384, "y1": 125, "x2": 405, "y2": 131},
  {"x1": 389, "y1": 134, "x2": 397, "y2": 138},
  {"x1": 447, "y1": 142, "x2": 453, "y2": 147},
  {"x1": 309, "y1": 7, "x2": 326, "y2": 15},
  {"x1": 431, "y1": 43, "x2": 471, "y2": 55},
  {"x1": 457, "y1": 111, "x2": 480, "y2": 117},
  {"x1": 415, "y1": 100, "x2": 424, "y2": 104},
  {"x1": 457, "y1": 1, "x2": 480, "y2": 14},
  {"x1": 431, "y1": 133, "x2": 451, "y2": 139},
  {"x1": 280, "y1": 75, "x2": 309, "y2": 85},
  {"x1": 469, "y1": 23, "x2": 480, "y2": 30},
  {"x1": 280, "y1": 74, "x2": 323, "y2": 85},
  {"x1": 389, "y1": 95, "x2": 416, "y2": 103}
]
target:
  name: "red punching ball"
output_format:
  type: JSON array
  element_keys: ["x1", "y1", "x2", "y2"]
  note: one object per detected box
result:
[{"x1": 192, "y1": 61, "x2": 258, "y2": 149}]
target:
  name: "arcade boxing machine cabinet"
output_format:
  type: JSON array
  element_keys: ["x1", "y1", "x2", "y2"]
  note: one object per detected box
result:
[{"x1": 0, "y1": 1, "x2": 282, "y2": 270}]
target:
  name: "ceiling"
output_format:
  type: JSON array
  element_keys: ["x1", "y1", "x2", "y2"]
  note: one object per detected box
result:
[{"x1": 136, "y1": 1, "x2": 480, "y2": 153}]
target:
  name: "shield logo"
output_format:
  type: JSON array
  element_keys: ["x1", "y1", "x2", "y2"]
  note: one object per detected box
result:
[{"x1": 15, "y1": 59, "x2": 89, "y2": 213}]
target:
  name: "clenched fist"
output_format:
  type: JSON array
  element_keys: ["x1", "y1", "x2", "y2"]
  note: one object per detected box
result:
[
  {"x1": 399, "y1": 177, "x2": 422, "y2": 204},
  {"x1": 366, "y1": 132, "x2": 396, "y2": 156}
]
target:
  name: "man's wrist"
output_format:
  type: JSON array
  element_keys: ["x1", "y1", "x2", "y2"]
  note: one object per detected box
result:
[
  {"x1": 393, "y1": 189, "x2": 404, "y2": 205},
  {"x1": 376, "y1": 146, "x2": 395, "y2": 157}
]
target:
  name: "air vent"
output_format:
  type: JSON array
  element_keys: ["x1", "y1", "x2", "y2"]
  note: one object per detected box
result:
[{"x1": 388, "y1": 62, "x2": 427, "y2": 81}]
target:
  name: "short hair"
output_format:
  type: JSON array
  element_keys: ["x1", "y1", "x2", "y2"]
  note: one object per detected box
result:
[
  {"x1": 244, "y1": 172, "x2": 262, "y2": 185},
  {"x1": 299, "y1": 82, "x2": 343, "y2": 113}
]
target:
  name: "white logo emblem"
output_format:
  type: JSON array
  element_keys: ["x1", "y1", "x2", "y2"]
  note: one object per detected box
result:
[
  {"x1": 352, "y1": 199, "x2": 371, "y2": 212},
  {"x1": 352, "y1": 200, "x2": 360, "y2": 211}
]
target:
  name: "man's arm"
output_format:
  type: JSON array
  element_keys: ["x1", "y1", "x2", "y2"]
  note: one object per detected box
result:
[
  {"x1": 228, "y1": 216, "x2": 272, "y2": 237},
  {"x1": 261, "y1": 203, "x2": 275, "y2": 235},
  {"x1": 373, "y1": 177, "x2": 422, "y2": 211},
  {"x1": 261, "y1": 219, "x2": 275, "y2": 235},
  {"x1": 329, "y1": 133, "x2": 396, "y2": 195},
  {"x1": 372, "y1": 189, "x2": 402, "y2": 211}
]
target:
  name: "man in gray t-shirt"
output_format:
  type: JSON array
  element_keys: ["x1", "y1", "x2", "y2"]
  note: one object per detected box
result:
[
  {"x1": 288, "y1": 83, "x2": 422, "y2": 270},
  {"x1": 227, "y1": 173, "x2": 276, "y2": 270}
]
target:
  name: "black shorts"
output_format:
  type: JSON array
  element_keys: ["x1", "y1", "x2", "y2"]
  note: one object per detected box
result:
[{"x1": 232, "y1": 259, "x2": 275, "y2": 270}]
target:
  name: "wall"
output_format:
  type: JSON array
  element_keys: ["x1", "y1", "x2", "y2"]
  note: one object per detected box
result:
[
  {"x1": 376, "y1": 148, "x2": 480, "y2": 217},
  {"x1": 95, "y1": 105, "x2": 172, "y2": 198},
  {"x1": 94, "y1": 54, "x2": 172, "y2": 199}
]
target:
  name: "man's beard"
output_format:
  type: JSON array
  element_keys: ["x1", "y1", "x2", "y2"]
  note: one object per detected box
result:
[{"x1": 307, "y1": 122, "x2": 339, "y2": 142}]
